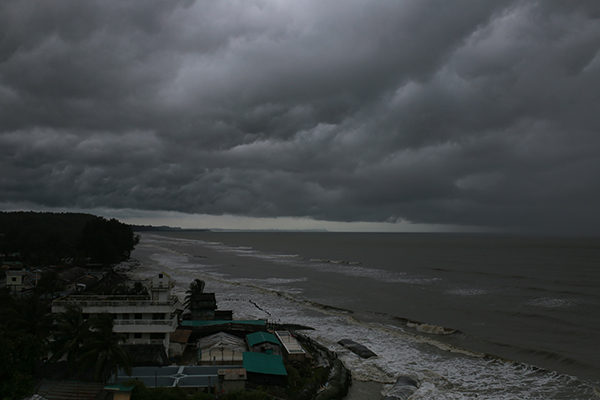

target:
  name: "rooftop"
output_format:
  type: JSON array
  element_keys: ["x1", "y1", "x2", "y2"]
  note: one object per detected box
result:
[
  {"x1": 243, "y1": 352, "x2": 287, "y2": 376},
  {"x1": 247, "y1": 331, "x2": 280, "y2": 347},
  {"x1": 275, "y1": 331, "x2": 306, "y2": 354}
]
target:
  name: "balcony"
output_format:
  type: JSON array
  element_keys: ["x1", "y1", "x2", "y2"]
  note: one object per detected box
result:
[
  {"x1": 53, "y1": 295, "x2": 178, "y2": 308},
  {"x1": 114, "y1": 318, "x2": 177, "y2": 327},
  {"x1": 124, "y1": 339, "x2": 165, "y2": 346},
  {"x1": 113, "y1": 317, "x2": 178, "y2": 333},
  {"x1": 52, "y1": 295, "x2": 179, "y2": 314}
]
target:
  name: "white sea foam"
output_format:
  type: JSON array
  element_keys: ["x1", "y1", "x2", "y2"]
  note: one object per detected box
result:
[
  {"x1": 445, "y1": 289, "x2": 488, "y2": 296},
  {"x1": 527, "y1": 297, "x2": 577, "y2": 308}
]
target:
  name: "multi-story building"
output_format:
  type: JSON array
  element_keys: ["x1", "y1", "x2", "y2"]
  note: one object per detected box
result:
[{"x1": 51, "y1": 272, "x2": 179, "y2": 352}]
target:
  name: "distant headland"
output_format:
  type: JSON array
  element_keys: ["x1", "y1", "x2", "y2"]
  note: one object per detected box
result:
[{"x1": 132, "y1": 225, "x2": 328, "y2": 233}]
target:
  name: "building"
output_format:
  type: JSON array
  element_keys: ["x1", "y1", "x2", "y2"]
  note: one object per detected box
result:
[
  {"x1": 275, "y1": 331, "x2": 306, "y2": 362},
  {"x1": 197, "y1": 332, "x2": 246, "y2": 365},
  {"x1": 246, "y1": 331, "x2": 282, "y2": 356},
  {"x1": 110, "y1": 365, "x2": 245, "y2": 393},
  {"x1": 216, "y1": 368, "x2": 246, "y2": 395},
  {"x1": 242, "y1": 352, "x2": 287, "y2": 387},
  {"x1": 51, "y1": 272, "x2": 179, "y2": 352},
  {"x1": 104, "y1": 384, "x2": 135, "y2": 400},
  {"x1": 170, "y1": 328, "x2": 192, "y2": 358},
  {"x1": 5, "y1": 266, "x2": 41, "y2": 292}
]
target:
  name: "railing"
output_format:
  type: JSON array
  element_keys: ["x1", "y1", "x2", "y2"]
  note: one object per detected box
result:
[
  {"x1": 148, "y1": 282, "x2": 174, "y2": 290},
  {"x1": 114, "y1": 318, "x2": 177, "y2": 327},
  {"x1": 125, "y1": 339, "x2": 165, "y2": 346},
  {"x1": 53, "y1": 295, "x2": 178, "y2": 308}
]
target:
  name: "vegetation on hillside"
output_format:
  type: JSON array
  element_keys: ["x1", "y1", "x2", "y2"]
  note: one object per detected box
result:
[{"x1": 0, "y1": 211, "x2": 139, "y2": 266}]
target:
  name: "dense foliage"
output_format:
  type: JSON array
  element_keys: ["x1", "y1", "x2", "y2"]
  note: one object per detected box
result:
[
  {"x1": 0, "y1": 295, "x2": 133, "y2": 399},
  {"x1": 0, "y1": 211, "x2": 139, "y2": 266},
  {"x1": 0, "y1": 290, "x2": 51, "y2": 398},
  {"x1": 79, "y1": 216, "x2": 140, "y2": 265}
]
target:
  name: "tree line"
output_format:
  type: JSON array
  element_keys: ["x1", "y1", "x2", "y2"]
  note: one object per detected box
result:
[{"x1": 0, "y1": 211, "x2": 139, "y2": 266}]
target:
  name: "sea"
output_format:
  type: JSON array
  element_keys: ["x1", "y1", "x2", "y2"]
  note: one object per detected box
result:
[{"x1": 125, "y1": 231, "x2": 600, "y2": 399}]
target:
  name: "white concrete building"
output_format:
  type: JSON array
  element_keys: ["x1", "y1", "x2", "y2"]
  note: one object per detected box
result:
[{"x1": 52, "y1": 272, "x2": 179, "y2": 352}]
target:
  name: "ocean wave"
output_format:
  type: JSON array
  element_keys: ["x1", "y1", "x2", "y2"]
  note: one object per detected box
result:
[
  {"x1": 130, "y1": 234, "x2": 599, "y2": 398},
  {"x1": 445, "y1": 288, "x2": 489, "y2": 296},
  {"x1": 527, "y1": 297, "x2": 577, "y2": 308},
  {"x1": 406, "y1": 322, "x2": 458, "y2": 335}
]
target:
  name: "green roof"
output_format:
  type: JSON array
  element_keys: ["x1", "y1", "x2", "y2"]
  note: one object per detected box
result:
[
  {"x1": 247, "y1": 331, "x2": 280, "y2": 347},
  {"x1": 243, "y1": 352, "x2": 287, "y2": 376},
  {"x1": 181, "y1": 319, "x2": 266, "y2": 327}
]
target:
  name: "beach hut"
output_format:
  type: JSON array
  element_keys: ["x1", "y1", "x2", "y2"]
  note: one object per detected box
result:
[
  {"x1": 246, "y1": 331, "x2": 282, "y2": 355},
  {"x1": 198, "y1": 332, "x2": 246, "y2": 365},
  {"x1": 243, "y1": 352, "x2": 287, "y2": 387}
]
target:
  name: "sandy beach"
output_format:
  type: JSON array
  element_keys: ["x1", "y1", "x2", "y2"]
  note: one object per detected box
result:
[{"x1": 344, "y1": 380, "x2": 384, "y2": 400}]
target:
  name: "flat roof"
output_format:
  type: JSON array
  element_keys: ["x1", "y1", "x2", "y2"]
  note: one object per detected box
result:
[
  {"x1": 275, "y1": 331, "x2": 306, "y2": 354},
  {"x1": 243, "y1": 352, "x2": 287, "y2": 376},
  {"x1": 112, "y1": 365, "x2": 243, "y2": 388}
]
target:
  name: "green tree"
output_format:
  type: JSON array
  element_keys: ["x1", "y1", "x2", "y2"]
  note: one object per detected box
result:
[
  {"x1": 184, "y1": 278, "x2": 206, "y2": 309},
  {"x1": 78, "y1": 314, "x2": 132, "y2": 382},
  {"x1": 0, "y1": 293, "x2": 50, "y2": 399},
  {"x1": 0, "y1": 211, "x2": 96, "y2": 266},
  {"x1": 223, "y1": 390, "x2": 272, "y2": 399},
  {"x1": 0, "y1": 331, "x2": 40, "y2": 399},
  {"x1": 189, "y1": 392, "x2": 215, "y2": 400},
  {"x1": 35, "y1": 270, "x2": 65, "y2": 299},
  {"x1": 79, "y1": 216, "x2": 140, "y2": 265},
  {"x1": 111, "y1": 281, "x2": 149, "y2": 297},
  {"x1": 2, "y1": 293, "x2": 53, "y2": 351},
  {"x1": 124, "y1": 379, "x2": 190, "y2": 400},
  {"x1": 49, "y1": 303, "x2": 90, "y2": 376}
]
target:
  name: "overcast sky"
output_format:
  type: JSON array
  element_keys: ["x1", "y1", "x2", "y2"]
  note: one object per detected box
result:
[{"x1": 1, "y1": 1, "x2": 600, "y2": 234}]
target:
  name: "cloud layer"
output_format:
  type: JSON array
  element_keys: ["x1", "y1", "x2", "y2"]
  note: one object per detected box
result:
[{"x1": 2, "y1": 0, "x2": 600, "y2": 234}]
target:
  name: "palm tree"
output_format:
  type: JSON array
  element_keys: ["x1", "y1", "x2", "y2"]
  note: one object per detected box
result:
[
  {"x1": 183, "y1": 278, "x2": 206, "y2": 309},
  {"x1": 49, "y1": 303, "x2": 89, "y2": 376},
  {"x1": 35, "y1": 270, "x2": 64, "y2": 300},
  {"x1": 77, "y1": 313, "x2": 132, "y2": 382},
  {"x1": 2, "y1": 293, "x2": 53, "y2": 351}
]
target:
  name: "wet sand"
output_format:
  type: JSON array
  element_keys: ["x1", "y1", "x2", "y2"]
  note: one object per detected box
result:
[{"x1": 344, "y1": 380, "x2": 385, "y2": 399}]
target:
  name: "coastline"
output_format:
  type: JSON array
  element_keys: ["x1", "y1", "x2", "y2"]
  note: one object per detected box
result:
[{"x1": 127, "y1": 232, "x2": 600, "y2": 398}]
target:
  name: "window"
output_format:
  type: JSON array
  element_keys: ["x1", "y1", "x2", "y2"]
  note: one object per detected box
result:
[
  {"x1": 11, "y1": 277, "x2": 17, "y2": 282},
  {"x1": 159, "y1": 274, "x2": 163, "y2": 279},
  {"x1": 134, "y1": 313, "x2": 142, "y2": 319},
  {"x1": 134, "y1": 333, "x2": 142, "y2": 339},
  {"x1": 150, "y1": 333, "x2": 164, "y2": 340},
  {"x1": 153, "y1": 313, "x2": 164, "y2": 320},
  {"x1": 123, "y1": 314, "x2": 130, "y2": 320}
]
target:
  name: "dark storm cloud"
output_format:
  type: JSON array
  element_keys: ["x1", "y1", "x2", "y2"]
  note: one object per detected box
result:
[{"x1": 2, "y1": 0, "x2": 600, "y2": 234}]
